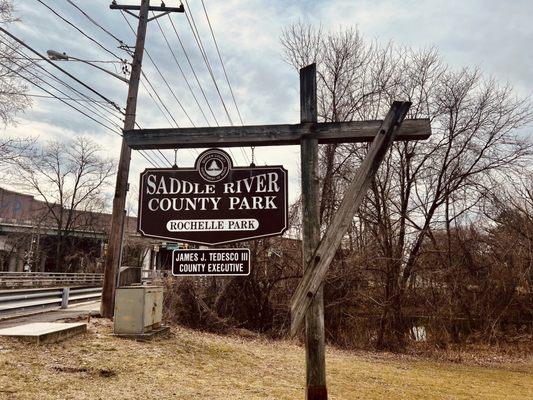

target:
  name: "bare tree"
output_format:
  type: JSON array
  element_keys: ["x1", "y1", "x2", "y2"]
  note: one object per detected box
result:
[
  {"x1": 12, "y1": 137, "x2": 115, "y2": 271},
  {"x1": 0, "y1": 0, "x2": 31, "y2": 126},
  {"x1": 0, "y1": 137, "x2": 33, "y2": 165},
  {"x1": 281, "y1": 23, "x2": 533, "y2": 351},
  {"x1": 0, "y1": 0, "x2": 33, "y2": 172}
]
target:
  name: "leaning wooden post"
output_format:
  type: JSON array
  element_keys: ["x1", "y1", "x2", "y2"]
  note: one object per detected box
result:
[
  {"x1": 290, "y1": 101, "x2": 412, "y2": 334},
  {"x1": 300, "y1": 63, "x2": 327, "y2": 400}
]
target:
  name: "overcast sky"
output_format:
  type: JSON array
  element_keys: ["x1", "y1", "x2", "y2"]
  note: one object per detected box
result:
[{"x1": 3, "y1": 0, "x2": 533, "y2": 207}]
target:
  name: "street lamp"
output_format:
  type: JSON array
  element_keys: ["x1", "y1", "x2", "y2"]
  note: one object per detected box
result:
[{"x1": 46, "y1": 50, "x2": 129, "y2": 84}]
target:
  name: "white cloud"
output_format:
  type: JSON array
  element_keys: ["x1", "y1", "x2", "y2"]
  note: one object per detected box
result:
[{"x1": 4, "y1": 0, "x2": 532, "y2": 211}]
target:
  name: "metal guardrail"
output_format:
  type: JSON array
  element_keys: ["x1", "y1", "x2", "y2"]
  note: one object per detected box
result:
[
  {"x1": 0, "y1": 272, "x2": 104, "y2": 288},
  {"x1": 0, "y1": 286, "x2": 102, "y2": 317}
]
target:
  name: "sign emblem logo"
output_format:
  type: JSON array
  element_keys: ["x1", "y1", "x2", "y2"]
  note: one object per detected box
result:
[{"x1": 197, "y1": 149, "x2": 230, "y2": 182}]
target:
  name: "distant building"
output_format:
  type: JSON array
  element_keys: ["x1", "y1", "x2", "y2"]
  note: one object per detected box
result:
[{"x1": 0, "y1": 187, "x2": 148, "y2": 273}]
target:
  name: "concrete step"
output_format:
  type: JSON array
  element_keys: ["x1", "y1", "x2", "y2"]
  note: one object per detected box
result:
[{"x1": 0, "y1": 322, "x2": 87, "y2": 344}]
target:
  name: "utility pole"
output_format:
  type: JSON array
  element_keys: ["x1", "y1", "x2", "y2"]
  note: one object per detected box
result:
[{"x1": 101, "y1": 0, "x2": 184, "y2": 318}]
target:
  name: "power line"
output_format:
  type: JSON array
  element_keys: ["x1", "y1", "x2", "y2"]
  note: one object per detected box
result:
[
  {"x1": 134, "y1": 120, "x2": 172, "y2": 167},
  {"x1": 0, "y1": 31, "x2": 162, "y2": 170},
  {"x1": 156, "y1": 150, "x2": 172, "y2": 166},
  {"x1": 140, "y1": 77, "x2": 176, "y2": 128},
  {"x1": 169, "y1": 8, "x2": 253, "y2": 165},
  {"x1": 0, "y1": 59, "x2": 121, "y2": 136},
  {"x1": 120, "y1": 11, "x2": 200, "y2": 160},
  {"x1": 4, "y1": 57, "x2": 124, "y2": 133},
  {"x1": 167, "y1": 14, "x2": 219, "y2": 126},
  {"x1": 118, "y1": 13, "x2": 180, "y2": 129},
  {"x1": 153, "y1": 14, "x2": 210, "y2": 126},
  {"x1": 0, "y1": 92, "x2": 110, "y2": 102},
  {"x1": 0, "y1": 28, "x2": 122, "y2": 111},
  {"x1": 200, "y1": 0, "x2": 244, "y2": 126},
  {"x1": 36, "y1": 0, "x2": 125, "y2": 63},
  {"x1": 120, "y1": 12, "x2": 193, "y2": 126},
  {"x1": 0, "y1": 39, "x2": 124, "y2": 130},
  {"x1": 54, "y1": 4, "x2": 166, "y2": 168},
  {"x1": 37, "y1": 1, "x2": 175, "y2": 144},
  {"x1": 121, "y1": 11, "x2": 195, "y2": 127},
  {"x1": 138, "y1": 150, "x2": 159, "y2": 167},
  {"x1": 1, "y1": 53, "x2": 123, "y2": 127},
  {"x1": 181, "y1": 0, "x2": 245, "y2": 164},
  {"x1": 182, "y1": 0, "x2": 234, "y2": 126},
  {"x1": 0, "y1": 44, "x2": 161, "y2": 168},
  {"x1": 140, "y1": 70, "x2": 180, "y2": 127},
  {"x1": 66, "y1": 0, "x2": 126, "y2": 46}
]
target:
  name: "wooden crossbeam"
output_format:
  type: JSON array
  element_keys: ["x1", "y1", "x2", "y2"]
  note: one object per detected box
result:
[
  {"x1": 290, "y1": 101, "x2": 412, "y2": 336},
  {"x1": 123, "y1": 119, "x2": 430, "y2": 149}
]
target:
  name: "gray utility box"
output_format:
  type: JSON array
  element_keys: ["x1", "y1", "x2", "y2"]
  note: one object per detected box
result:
[{"x1": 114, "y1": 286, "x2": 163, "y2": 335}]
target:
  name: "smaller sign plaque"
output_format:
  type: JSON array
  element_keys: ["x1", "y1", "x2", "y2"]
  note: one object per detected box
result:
[{"x1": 171, "y1": 248, "x2": 250, "y2": 276}]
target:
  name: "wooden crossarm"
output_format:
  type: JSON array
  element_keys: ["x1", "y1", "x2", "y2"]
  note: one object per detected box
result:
[
  {"x1": 123, "y1": 119, "x2": 430, "y2": 149},
  {"x1": 290, "y1": 101, "x2": 413, "y2": 336}
]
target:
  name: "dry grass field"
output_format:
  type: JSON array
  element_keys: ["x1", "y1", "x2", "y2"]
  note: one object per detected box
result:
[{"x1": 0, "y1": 319, "x2": 531, "y2": 400}]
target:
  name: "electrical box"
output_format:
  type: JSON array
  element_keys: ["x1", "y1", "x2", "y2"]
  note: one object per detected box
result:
[{"x1": 113, "y1": 286, "x2": 163, "y2": 335}]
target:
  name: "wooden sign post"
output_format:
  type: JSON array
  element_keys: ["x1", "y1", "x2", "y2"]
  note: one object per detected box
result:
[
  {"x1": 123, "y1": 64, "x2": 430, "y2": 400},
  {"x1": 299, "y1": 64, "x2": 327, "y2": 399}
]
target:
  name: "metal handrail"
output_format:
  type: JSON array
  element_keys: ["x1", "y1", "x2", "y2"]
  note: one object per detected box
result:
[
  {"x1": 0, "y1": 272, "x2": 104, "y2": 289},
  {"x1": 0, "y1": 286, "x2": 101, "y2": 316}
]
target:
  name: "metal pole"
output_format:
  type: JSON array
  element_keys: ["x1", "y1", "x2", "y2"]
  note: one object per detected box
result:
[
  {"x1": 69, "y1": 56, "x2": 129, "y2": 83},
  {"x1": 100, "y1": 0, "x2": 150, "y2": 318},
  {"x1": 61, "y1": 287, "x2": 70, "y2": 309}
]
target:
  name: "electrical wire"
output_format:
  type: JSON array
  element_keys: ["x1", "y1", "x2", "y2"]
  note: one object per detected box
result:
[
  {"x1": 153, "y1": 14, "x2": 210, "y2": 126},
  {"x1": 121, "y1": 11, "x2": 200, "y2": 159},
  {"x1": 57, "y1": 2, "x2": 168, "y2": 167},
  {"x1": 0, "y1": 27, "x2": 122, "y2": 111},
  {"x1": 2, "y1": 55, "x2": 125, "y2": 134},
  {"x1": 182, "y1": 0, "x2": 234, "y2": 126},
  {"x1": 139, "y1": 151, "x2": 159, "y2": 167},
  {"x1": 0, "y1": 42, "x2": 160, "y2": 168},
  {"x1": 200, "y1": 0, "x2": 244, "y2": 126},
  {"x1": 22, "y1": 3, "x2": 251, "y2": 166},
  {"x1": 139, "y1": 77, "x2": 176, "y2": 128},
  {"x1": 135, "y1": 120, "x2": 172, "y2": 167},
  {"x1": 140, "y1": 70, "x2": 180, "y2": 127},
  {"x1": 167, "y1": 14, "x2": 219, "y2": 126},
  {"x1": 180, "y1": 1, "x2": 248, "y2": 164},
  {"x1": 0, "y1": 92, "x2": 110, "y2": 102},
  {"x1": 0, "y1": 38, "x2": 125, "y2": 128},
  {"x1": 65, "y1": 0, "x2": 126, "y2": 46},
  {"x1": 36, "y1": 0, "x2": 125, "y2": 63},
  {"x1": 0, "y1": 59, "x2": 121, "y2": 136},
  {"x1": 120, "y1": 11, "x2": 195, "y2": 128}
]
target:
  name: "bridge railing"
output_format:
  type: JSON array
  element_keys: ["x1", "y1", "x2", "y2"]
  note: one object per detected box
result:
[
  {"x1": 0, "y1": 272, "x2": 104, "y2": 289},
  {"x1": 0, "y1": 286, "x2": 102, "y2": 317}
]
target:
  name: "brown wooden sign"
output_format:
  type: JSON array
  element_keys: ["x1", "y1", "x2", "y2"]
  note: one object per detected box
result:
[
  {"x1": 138, "y1": 148, "x2": 288, "y2": 245},
  {"x1": 172, "y1": 248, "x2": 250, "y2": 276}
]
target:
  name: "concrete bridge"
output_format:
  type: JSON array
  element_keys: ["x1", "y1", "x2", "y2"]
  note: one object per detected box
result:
[{"x1": 0, "y1": 187, "x2": 151, "y2": 273}]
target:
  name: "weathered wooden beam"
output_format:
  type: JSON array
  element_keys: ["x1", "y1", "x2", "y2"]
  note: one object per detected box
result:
[
  {"x1": 290, "y1": 101, "x2": 412, "y2": 336},
  {"x1": 300, "y1": 64, "x2": 328, "y2": 399},
  {"x1": 123, "y1": 119, "x2": 431, "y2": 149}
]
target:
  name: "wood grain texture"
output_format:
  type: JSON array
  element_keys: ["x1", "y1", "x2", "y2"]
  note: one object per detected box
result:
[
  {"x1": 299, "y1": 64, "x2": 327, "y2": 398},
  {"x1": 123, "y1": 119, "x2": 430, "y2": 149}
]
